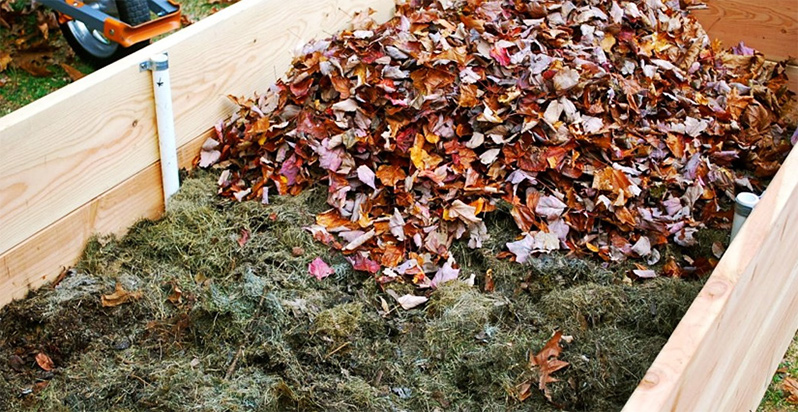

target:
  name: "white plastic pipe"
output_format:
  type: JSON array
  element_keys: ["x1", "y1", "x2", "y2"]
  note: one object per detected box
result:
[
  {"x1": 731, "y1": 192, "x2": 760, "y2": 242},
  {"x1": 150, "y1": 52, "x2": 180, "y2": 204}
]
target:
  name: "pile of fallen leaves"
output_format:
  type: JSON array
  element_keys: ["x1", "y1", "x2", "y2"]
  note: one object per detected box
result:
[{"x1": 202, "y1": 0, "x2": 795, "y2": 286}]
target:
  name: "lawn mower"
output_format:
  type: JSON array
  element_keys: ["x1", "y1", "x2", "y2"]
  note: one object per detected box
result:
[{"x1": 40, "y1": 0, "x2": 181, "y2": 66}]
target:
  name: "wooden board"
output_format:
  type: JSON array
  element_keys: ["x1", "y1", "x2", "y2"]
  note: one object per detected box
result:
[
  {"x1": 0, "y1": 133, "x2": 205, "y2": 307},
  {"x1": 690, "y1": 0, "x2": 798, "y2": 61},
  {"x1": 623, "y1": 135, "x2": 798, "y2": 410},
  {"x1": 0, "y1": 0, "x2": 796, "y2": 408},
  {"x1": 0, "y1": 0, "x2": 395, "y2": 259},
  {"x1": 788, "y1": 65, "x2": 798, "y2": 93}
]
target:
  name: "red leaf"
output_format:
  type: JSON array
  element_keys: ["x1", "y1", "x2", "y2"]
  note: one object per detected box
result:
[{"x1": 237, "y1": 229, "x2": 250, "y2": 247}]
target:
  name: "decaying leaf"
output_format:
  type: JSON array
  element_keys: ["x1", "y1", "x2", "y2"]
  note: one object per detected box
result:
[
  {"x1": 14, "y1": 52, "x2": 52, "y2": 77},
  {"x1": 528, "y1": 331, "x2": 570, "y2": 402},
  {"x1": 386, "y1": 289, "x2": 428, "y2": 310},
  {"x1": 167, "y1": 284, "x2": 183, "y2": 304},
  {"x1": 35, "y1": 353, "x2": 54, "y2": 371},
  {"x1": 237, "y1": 228, "x2": 250, "y2": 247},
  {"x1": 484, "y1": 268, "x2": 495, "y2": 292},
  {"x1": 101, "y1": 283, "x2": 143, "y2": 307},
  {"x1": 783, "y1": 376, "x2": 798, "y2": 404}
]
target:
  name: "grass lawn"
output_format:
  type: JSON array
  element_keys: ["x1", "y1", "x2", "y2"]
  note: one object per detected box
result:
[
  {"x1": 0, "y1": 0, "x2": 234, "y2": 116},
  {"x1": 760, "y1": 338, "x2": 798, "y2": 411}
]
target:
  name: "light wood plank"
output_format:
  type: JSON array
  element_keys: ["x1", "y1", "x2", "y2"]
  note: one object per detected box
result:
[
  {"x1": 691, "y1": 0, "x2": 798, "y2": 61},
  {"x1": 0, "y1": 133, "x2": 205, "y2": 307},
  {"x1": 787, "y1": 64, "x2": 798, "y2": 93},
  {"x1": 0, "y1": 0, "x2": 395, "y2": 256},
  {"x1": 623, "y1": 130, "x2": 798, "y2": 410}
]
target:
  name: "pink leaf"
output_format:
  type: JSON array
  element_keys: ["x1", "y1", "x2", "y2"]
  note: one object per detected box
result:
[
  {"x1": 357, "y1": 165, "x2": 377, "y2": 189},
  {"x1": 535, "y1": 196, "x2": 567, "y2": 220},
  {"x1": 507, "y1": 234, "x2": 535, "y2": 263},
  {"x1": 431, "y1": 258, "x2": 460, "y2": 288},
  {"x1": 308, "y1": 257, "x2": 334, "y2": 280}
]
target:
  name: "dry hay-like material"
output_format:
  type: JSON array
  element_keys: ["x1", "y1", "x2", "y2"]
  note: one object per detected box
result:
[{"x1": 0, "y1": 171, "x2": 707, "y2": 411}]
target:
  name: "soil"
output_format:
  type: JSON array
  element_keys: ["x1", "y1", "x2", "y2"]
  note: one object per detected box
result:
[{"x1": 0, "y1": 170, "x2": 714, "y2": 411}]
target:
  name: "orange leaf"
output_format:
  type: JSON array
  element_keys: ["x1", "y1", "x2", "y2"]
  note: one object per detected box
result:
[
  {"x1": 316, "y1": 209, "x2": 357, "y2": 231},
  {"x1": 375, "y1": 164, "x2": 406, "y2": 187},
  {"x1": 665, "y1": 134, "x2": 685, "y2": 158},
  {"x1": 0, "y1": 52, "x2": 11, "y2": 72},
  {"x1": 409, "y1": 134, "x2": 442, "y2": 170},
  {"x1": 662, "y1": 257, "x2": 683, "y2": 277},
  {"x1": 59, "y1": 63, "x2": 85, "y2": 82},
  {"x1": 35, "y1": 352, "x2": 54, "y2": 371},
  {"x1": 410, "y1": 67, "x2": 455, "y2": 95},
  {"x1": 249, "y1": 116, "x2": 271, "y2": 134},
  {"x1": 380, "y1": 243, "x2": 404, "y2": 267},
  {"x1": 484, "y1": 268, "x2": 495, "y2": 292},
  {"x1": 458, "y1": 84, "x2": 479, "y2": 107}
]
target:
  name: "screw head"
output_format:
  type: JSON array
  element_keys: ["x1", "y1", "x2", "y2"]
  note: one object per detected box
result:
[{"x1": 109, "y1": 29, "x2": 115, "y2": 35}]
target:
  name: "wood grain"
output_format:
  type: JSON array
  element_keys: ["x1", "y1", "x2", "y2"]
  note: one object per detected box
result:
[
  {"x1": 0, "y1": 0, "x2": 395, "y2": 257},
  {"x1": 691, "y1": 0, "x2": 798, "y2": 61},
  {"x1": 0, "y1": 132, "x2": 207, "y2": 307},
  {"x1": 623, "y1": 131, "x2": 798, "y2": 410},
  {"x1": 787, "y1": 64, "x2": 798, "y2": 93}
]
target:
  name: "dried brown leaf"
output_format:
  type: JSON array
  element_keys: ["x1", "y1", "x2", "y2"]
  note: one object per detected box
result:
[
  {"x1": 101, "y1": 283, "x2": 143, "y2": 307},
  {"x1": 167, "y1": 284, "x2": 183, "y2": 304},
  {"x1": 14, "y1": 52, "x2": 52, "y2": 77},
  {"x1": 529, "y1": 331, "x2": 569, "y2": 402},
  {"x1": 783, "y1": 377, "x2": 798, "y2": 404}
]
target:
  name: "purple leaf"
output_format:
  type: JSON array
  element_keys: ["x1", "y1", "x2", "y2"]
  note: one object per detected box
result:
[{"x1": 731, "y1": 41, "x2": 755, "y2": 56}]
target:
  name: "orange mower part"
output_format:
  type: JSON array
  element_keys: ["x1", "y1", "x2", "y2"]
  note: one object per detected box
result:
[
  {"x1": 56, "y1": 0, "x2": 182, "y2": 47},
  {"x1": 104, "y1": 2, "x2": 182, "y2": 47}
]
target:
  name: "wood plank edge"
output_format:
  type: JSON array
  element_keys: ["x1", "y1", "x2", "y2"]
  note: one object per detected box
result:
[
  {"x1": 0, "y1": 130, "x2": 208, "y2": 309},
  {"x1": 787, "y1": 64, "x2": 798, "y2": 93},
  {"x1": 623, "y1": 143, "x2": 798, "y2": 410}
]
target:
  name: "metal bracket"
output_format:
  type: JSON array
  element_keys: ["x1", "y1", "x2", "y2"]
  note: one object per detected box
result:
[{"x1": 140, "y1": 53, "x2": 169, "y2": 72}]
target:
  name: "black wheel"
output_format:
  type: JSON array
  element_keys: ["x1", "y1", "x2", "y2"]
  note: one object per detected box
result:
[{"x1": 59, "y1": 0, "x2": 150, "y2": 68}]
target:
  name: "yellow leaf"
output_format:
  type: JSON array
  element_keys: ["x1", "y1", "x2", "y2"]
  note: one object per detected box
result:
[
  {"x1": 600, "y1": 33, "x2": 616, "y2": 52},
  {"x1": 410, "y1": 144, "x2": 427, "y2": 169}
]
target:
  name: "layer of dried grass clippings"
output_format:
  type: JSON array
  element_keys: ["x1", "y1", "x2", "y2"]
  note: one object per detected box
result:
[{"x1": 0, "y1": 171, "x2": 710, "y2": 411}]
